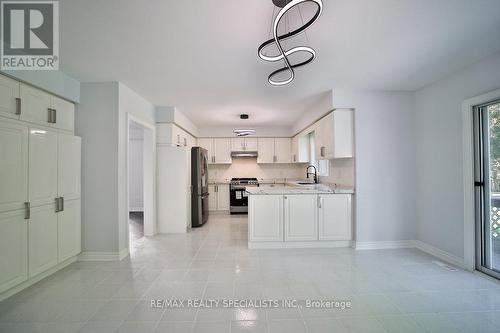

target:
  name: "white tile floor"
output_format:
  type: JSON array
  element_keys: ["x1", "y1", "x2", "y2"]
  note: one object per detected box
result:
[{"x1": 1, "y1": 213, "x2": 500, "y2": 332}]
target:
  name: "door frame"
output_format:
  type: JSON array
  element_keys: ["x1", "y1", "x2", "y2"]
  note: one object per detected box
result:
[
  {"x1": 126, "y1": 114, "x2": 156, "y2": 241},
  {"x1": 462, "y1": 88, "x2": 500, "y2": 272}
]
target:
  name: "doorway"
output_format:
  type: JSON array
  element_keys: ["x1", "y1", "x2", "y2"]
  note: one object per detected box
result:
[
  {"x1": 127, "y1": 116, "x2": 156, "y2": 255},
  {"x1": 474, "y1": 99, "x2": 500, "y2": 279}
]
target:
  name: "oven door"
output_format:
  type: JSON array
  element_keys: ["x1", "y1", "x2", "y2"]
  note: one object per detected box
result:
[{"x1": 230, "y1": 185, "x2": 248, "y2": 212}]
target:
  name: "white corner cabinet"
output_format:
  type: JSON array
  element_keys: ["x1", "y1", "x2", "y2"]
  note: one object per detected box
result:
[
  {"x1": 208, "y1": 183, "x2": 230, "y2": 211},
  {"x1": 314, "y1": 109, "x2": 354, "y2": 159},
  {"x1": 197, "y1": 138, "x2": 232, "y2": 164},
  {"x1": 248, "y1": 194, "x2": 352, "y2": 247},
  {"x1": 0, "y1": 74, "x2": 81, "y2": 299},
  {"x1": 157, "y1": 123, "x2": 196, "y2": 148},
  {"x1": 257, "y1": 137, "x2": 291, "y2": 163}
]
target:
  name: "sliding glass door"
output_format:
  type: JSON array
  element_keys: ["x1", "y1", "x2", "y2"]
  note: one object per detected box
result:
[{"x1": 474, "y1": 100, "x2": 500, "y2": 278}]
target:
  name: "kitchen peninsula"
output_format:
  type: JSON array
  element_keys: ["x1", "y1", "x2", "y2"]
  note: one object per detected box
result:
[{"x1": 247, "y1": 184, "x2": 354, "y2": 249}]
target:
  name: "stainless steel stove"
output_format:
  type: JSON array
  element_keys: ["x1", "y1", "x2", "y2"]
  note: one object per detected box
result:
[{"x1": 230, "y1": 178, "x2": 259, "y2": 214}]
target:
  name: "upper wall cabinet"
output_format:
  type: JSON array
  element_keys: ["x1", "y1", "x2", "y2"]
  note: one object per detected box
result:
[
  {"x1": 0, "y1": 75, "x2": 20, "y2": 120},
  {"x1": 19, "y1": 84, "x2": 52, "y2": 126},
  {"x1": 50, "y1": 96, "x2": 75, "y2": 132},
  {"x1": 197, "y1": 138, "x2": 232, "y2": 164},
  {"x1": 231, "y1": 137, "x2": 258, "y2": 151},
  {"x1": 157, "y1": 123, "x2": 196, "y2": 149},
  {"x1": 315, "y1": 109, "x2": 354, "y2": 160},
  {"x1": 2, "y1": 82, "x2": 76, "y2": 132},
  {"x1": 291, "y1": 135, "x2": 309, "y2": 163},
  {"x1": 257, "y1": 138, "x2": 291, "y2": 164}
]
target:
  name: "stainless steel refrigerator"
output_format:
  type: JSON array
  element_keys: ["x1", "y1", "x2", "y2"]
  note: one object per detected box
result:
[{"x1": 191, "y1": 147, "x2": 209, "y2": 227}]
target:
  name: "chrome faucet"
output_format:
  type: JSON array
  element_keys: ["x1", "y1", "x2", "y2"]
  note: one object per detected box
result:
[{"x1": 306, "y1": 165, "x2": 318, "y2": 184}]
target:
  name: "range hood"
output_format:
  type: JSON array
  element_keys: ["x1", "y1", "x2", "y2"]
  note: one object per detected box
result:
[{"x1": 231, "y1": 151, "x2": 258, "y2": 158}]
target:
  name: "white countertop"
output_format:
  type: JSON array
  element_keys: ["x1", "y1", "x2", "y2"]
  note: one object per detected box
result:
[{"x1": 246, "y1": 183, "x2": 354, "y2": 195}]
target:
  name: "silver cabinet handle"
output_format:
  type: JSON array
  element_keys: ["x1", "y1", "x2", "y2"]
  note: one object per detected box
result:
[
  {"x1": 320, "y1": 146, "x2": 325, "y2": 157},
  {"x1": 15, "y1": 98, "x2": 21, "y2": 115},
  {"x1": 55, "y1": 197, "x2": 60, "y2": 212},
  {"x1": 47, "y1": 108, "x2": 52, "y2": 123},
  {"x1": 61, "y1": 197, "x2": 64, "y2": 212},
  {"x1": 24, "y1": 202, "x2": 30, "y2": 219},
  {"x1": 53, "y1": 109, "x2": 56, "y2": 124},
  {"x1": 318, "y1": 197, "x2": 322, "y2": 209}
]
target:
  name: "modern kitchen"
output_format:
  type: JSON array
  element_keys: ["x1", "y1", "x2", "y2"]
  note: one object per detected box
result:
[{"x1": 1, "y1": 1, "x2": 500, "y2": 332}]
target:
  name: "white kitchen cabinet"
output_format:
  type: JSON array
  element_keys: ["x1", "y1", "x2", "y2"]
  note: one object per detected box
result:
[
  {"x1": 249, "y1": 195, "x2": 283, "y2": 241},
  {"x1": 217, "y1": 184, "x2": 230, "y2": 210},
  {"x1": 58, "y1": 134, "x2": 81, "y2": 201},
  {"x1": 0, "y1": 210, "x2": 28, "y2": 294},
  {"x1": 291, "y1": 135, "x2": 309, "y2": 163},
  {"x1": 315, "y1": 110, "x2": 354, "y2": 160},
  {"x1": 245, "y1": 138, "x2": 258, "y2": 151},
  {"x1": 198, "y1": 138, "x2": 231, "y2": 164},
  {"x1": 318, "y1": 194, "x2": 352, "y2": 240},
  {"x1": 197, "y1": 138, "x2": 213, "y2": 161},
  {"x1": 257, "y1": 138, "x2": 275, "y2": 163},
  {"x1": 57, "y1": 199, "x2": 81, "y2": 262},
  {"x1": 0, "y1": 75, "x2": 20, "y2": 120},
  {"x1": 257, "y1": 138, "x2": 291, "y2": 163},
  {"x1": 232, "y1": 137, "x2": 258, "y2": 151},
  {"x1": 28, "y1": 204, "x2": 58, "y2": 278},
  {"x1": 213, "y1": 138, "x2": 232, "y2": 163},
  {"x1": 208, "y1": 184, "x2": 230, "y2": 211},
  {"x1": 284, "y1": 194, "x2": 318, "y2": 241},
  {"x1": 208, "y1": 184, "x2": 217, "y2": 211},
  {"x1": 19, "y1": 84, "x2": 52, "y2": 126},
  {"x1": 232, "y1": 138, "x2": 245, "y2": 151},
  {"x1": 50, "y1": 96, "x2": 75, "y2": 132},
  {"x1": 274, "y1": 138, "x2": 291, "y2": 163},
  {"x1": 28, "y1": 128, "x2": 58, "y2": 207},
  {"x1": 0, "y1": 121, "x2": 28, "y2": 213}
]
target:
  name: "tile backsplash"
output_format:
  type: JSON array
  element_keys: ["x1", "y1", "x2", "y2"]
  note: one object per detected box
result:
[{"x1": 208, "y1": 158, "x2": 306, "y2": 181}]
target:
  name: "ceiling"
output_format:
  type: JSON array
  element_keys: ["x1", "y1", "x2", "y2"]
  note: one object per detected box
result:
[{"x1": 60, "y1": 0, "x2": 500, "y2": 127}]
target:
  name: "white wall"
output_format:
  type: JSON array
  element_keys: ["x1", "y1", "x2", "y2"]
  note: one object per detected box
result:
[
  {"x1": 76, "y1": 81, "x2": 156, "y2": 256},
  {"x1": 156, "y1": 106, "x2": 198, "y2": 136},
  {"x1": 296, "y1": 89, "x2": 416, "y2": 243},
  {"x1": 334, "y1": 90, "x2": 416, "y2": 243},
  {"x1": 414, "y1": 51, "x2": 500, "y2": 259},
  {"x1": 118, "y1": 83, "x2": 156, "y2": 251},
  {"x1": 76, "y1": 82, "x2": 119, "y2": 253},
  {"x1": 128, "y1": 131, "x2": 144, "y2": 211}
]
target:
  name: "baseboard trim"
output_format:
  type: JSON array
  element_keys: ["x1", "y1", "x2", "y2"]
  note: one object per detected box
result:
[
  {"x1": 0, "y1": 256, "x2": 78, "y2": 302},
  {"x1": 414, "y1": 240, "x2": 465, "y2": 269},
  {"x1": 355, "y1": 240, "x2": 415, "y2": 250},
  {"x1": 79, "y1": 249, "x2": 130, "y2": 262},
  {"x1": 248, "y1": 240, "x2": 353, "y2": 249}
]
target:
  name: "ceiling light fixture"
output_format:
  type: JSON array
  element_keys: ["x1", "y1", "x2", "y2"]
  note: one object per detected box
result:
[
  {"x1": 258, "y1": 0, "x2": 323, "y2": 86},
  {"x1": 234, "y1": 129, "x2": 256, "y2": 137}
]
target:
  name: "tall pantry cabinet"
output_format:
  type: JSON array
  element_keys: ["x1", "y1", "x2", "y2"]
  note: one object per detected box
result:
[{"x1": 0, "y1": 74, "x2": 81, "y2": 297}]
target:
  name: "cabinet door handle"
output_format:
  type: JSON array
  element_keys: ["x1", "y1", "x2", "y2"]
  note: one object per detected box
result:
[
  {"x1": 293, "y1": 154, "x2": 296, "y2": 162},
  {"x1": 24, "y1": 202, "x2": 30, "y2": 219},
  {"x1": 55, "y1": 197, "x2": 60, "y2": 212},
  {"x1": 320, "y1": 146, "x2": 325, "y2": 157},
  {"x1": 47, "y1": 108, "x2": 52, "y2": 123},
  {"x1": 61, "y1": 197, "x2": 64, "y2": 212},
  {"x1": 52, "y1": 109, "x2": 57, "y2": 124},
  {"x1": 15, "y1": 98, "x2": 21, "y2": 115},
  {"x1": 318, "y1": 197, "x2": 322, "y2": 209},
  {"x1": 184, "y1": 138, "x2": 187, "y2": 146}
]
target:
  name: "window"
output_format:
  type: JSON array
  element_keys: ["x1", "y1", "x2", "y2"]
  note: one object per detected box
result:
[{"x1": 307, "y1": 132, "x2": 329, "y2": 177}]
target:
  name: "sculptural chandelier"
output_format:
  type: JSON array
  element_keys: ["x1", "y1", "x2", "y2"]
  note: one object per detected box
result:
[{"x1": 258, "y1": 0, "x2": 323, "y2": 86}]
